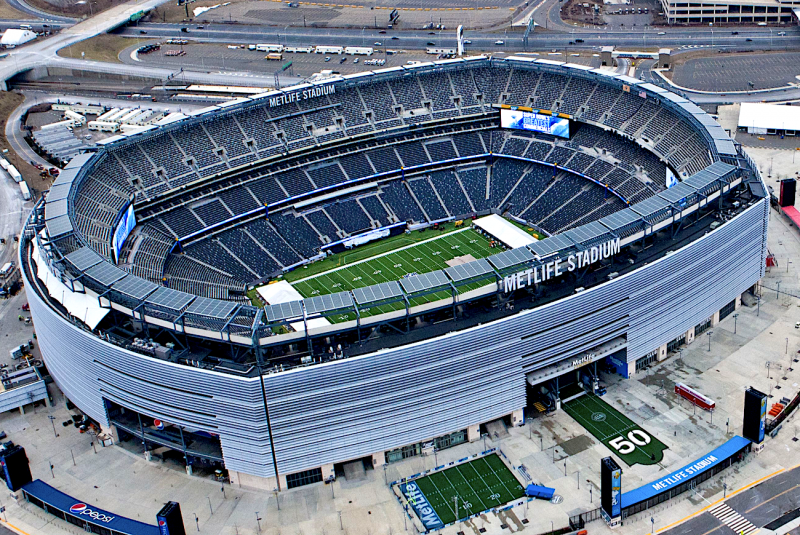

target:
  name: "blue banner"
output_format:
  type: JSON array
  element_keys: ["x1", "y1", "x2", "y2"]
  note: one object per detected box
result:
[
  {"x1": 399, "y1": 481, "x2": 444, "y2": 531},
  {"x1": 758, "y1": 395, "x2": 766, "y2": 442},
  {"x1": 611, "y1": 468, "x2": 622, "y2": 517}
]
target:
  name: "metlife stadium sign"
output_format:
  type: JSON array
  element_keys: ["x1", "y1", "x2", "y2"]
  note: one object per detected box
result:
[
  {"x1": 501, "y1": 109, "x2": 570, "y2": 138},
  {"x1": 503, "y1": 237, "x2": 620, "y2": 293}
]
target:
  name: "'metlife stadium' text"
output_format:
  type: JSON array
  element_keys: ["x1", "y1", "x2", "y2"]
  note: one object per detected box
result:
[{"x1": 503, "y1": 237, "x2": 620, "y2": 293}]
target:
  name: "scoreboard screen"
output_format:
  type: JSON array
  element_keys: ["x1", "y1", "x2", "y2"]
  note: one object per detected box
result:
[{"x1": 501, "y1": 109, "x2": 570, "y2": 139}]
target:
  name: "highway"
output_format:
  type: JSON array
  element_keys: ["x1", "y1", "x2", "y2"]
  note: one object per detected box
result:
[{"x1": 116, "y1": 22, "x2": 800, "y2": 52}]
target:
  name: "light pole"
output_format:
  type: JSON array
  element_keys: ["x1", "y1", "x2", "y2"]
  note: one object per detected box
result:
[
  {"x1": 707, "y1": 331, "x2": 713, "y2": 352},
  {"x1": 757, "y1": 295, "x2": 761, "y2": 316},
  {"x1": 733, "y1": 313, "x2": 739, "y2": 334},
  {"x1": 651, "y1": 517, "x2": 655, "y2": 534},
  {"x1": 48, "y1": 415, "x2": 58, "y2": 438},
  {"x1": 194, "y1": 513, "x2": 199, "y2": 532},
  {"x1": 255, "y1": 512, "x2": 262, "y2": 533}
]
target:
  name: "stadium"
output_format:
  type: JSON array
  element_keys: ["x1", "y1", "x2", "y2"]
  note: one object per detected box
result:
[{"x1": 21, "y1": 55, "x2": 768, "y2": 493}]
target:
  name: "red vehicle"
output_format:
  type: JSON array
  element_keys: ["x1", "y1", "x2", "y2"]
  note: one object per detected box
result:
[
  {"x1": 48, "y1": 168, "x2": 60, "y2": 177},
  {"x1": 674, "y1": 383, "x2": 715, "y2": 411}
]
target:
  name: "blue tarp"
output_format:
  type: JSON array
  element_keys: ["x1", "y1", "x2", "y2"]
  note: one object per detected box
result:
[
  {"x1": 22, "y1": 479, "x2": 160, "y2": 535},
  {"x1": 525, "y1": 484, "x2": 555, "y2": 500},
  {"x1": 621, "y1": 435, "x2": 750, "y2": 509}
]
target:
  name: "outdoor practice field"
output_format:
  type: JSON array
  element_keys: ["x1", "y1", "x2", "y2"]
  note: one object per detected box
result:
[
  {"x1": 564, "y1": 394, "x2": 667, "y2": 467},
  {"x1": 283, "y1": 223, "x2": 499, "y2": 321},
  {"x1": 399, "y1": 454, "x2": 526, "y2": 529}
]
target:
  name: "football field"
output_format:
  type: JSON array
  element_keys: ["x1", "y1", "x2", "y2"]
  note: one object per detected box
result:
[
  {"x1": 286, "y1": 224, "x2": 498, "y2": 321},
  {"x1": 399, "y1": 454, "x2": 526, "y2": 530},
  {"x1": 564, "y1": 394, "x2": 667, "y2": 467}
]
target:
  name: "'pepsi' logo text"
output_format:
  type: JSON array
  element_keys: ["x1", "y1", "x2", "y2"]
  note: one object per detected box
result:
[{"x1": 69, "y1": 503, "x2": 115, "y2": 523}]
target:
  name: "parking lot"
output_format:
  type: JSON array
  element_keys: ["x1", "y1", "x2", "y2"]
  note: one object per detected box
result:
[
  {"x1": 672, "y1": 52, "x2": 800, "y2": 92},
  {"x1": 126, "y1": 42, "x2": 445, "y2": 78}
]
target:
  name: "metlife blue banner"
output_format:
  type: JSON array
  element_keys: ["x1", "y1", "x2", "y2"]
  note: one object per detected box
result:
[
  {"x1": 620, "y1": 436, "x2": 751, "y2": 509},
  {"x1": 399, "y1": 481, "x2": 444, "y2": 530},
  {"x1": 500, "y1": 109, "x2": 570, "y2": 139},
  {"x1": 758, "y1": 395, "x2": 767, "y2": 442}
]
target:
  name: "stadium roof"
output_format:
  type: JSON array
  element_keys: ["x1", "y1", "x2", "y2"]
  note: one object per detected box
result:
[{"x1": 738, "y1": 103, "x2": 800, "y2": 132}]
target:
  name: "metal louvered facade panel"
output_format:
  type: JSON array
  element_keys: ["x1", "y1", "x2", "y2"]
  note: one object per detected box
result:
[{"x1": 23, "y1": 198, "x2": 768, "y2": 480}]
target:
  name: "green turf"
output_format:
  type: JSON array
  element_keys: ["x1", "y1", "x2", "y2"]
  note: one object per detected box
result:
[
  {"x1": 282, "y1": 224, "x2": 499, "y2": 322},
  {"x1": 564, "y1": 394, "x2": 667, "y2": 467},
  {"x1": 410, "y1": 454, "x2": 526, "y2": 526}
]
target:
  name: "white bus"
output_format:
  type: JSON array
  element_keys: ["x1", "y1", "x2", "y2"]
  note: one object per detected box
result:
[
  {"x1": 255, "y1": 44, "x2": 283, "y2": 52},
  {"x1": 284, "y1": 46, "x2": 313, "y2": 53},
  {"x1": 7, "y1": 165, "x2": 21, "y2": 183},
  {"x1": 63, "y1": 110, "x2": 86, "y2": 126},
  {"x1": 19, "y1": 181, "x2": 31, "y2": 201},
  {"x1": 315, "y1": 45, "x2": 344, "y2": 54},
  {"x1": 88, "y1": 121, "x2": 121, "y2": 132},
  {"x1": 344, "y1": 46, "x2": 373, "y2": 55}
]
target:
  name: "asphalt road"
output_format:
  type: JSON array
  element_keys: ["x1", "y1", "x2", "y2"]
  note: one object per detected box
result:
[
  {"x1": 118, "y1": 22, "x2": 800, "y2": 54},
  {"x1": 663, "y1": 466, "x2": 800, "y2": 535},
  {"x1": 5, "y1": 0, "x2": 76, "y2": 23}
]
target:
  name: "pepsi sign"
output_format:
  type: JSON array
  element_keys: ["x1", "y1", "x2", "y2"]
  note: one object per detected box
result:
[
  {"x1": 154, "y1": 419, "x2": 165, "y2": 431},
  {"x1": 69, "y1": 503, "x2": 116, "y2": 523}
]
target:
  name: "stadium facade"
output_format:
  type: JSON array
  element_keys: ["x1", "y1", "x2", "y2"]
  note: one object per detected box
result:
[{"x1": 22, "y1": 56, "x2": 768, "y2": 491}]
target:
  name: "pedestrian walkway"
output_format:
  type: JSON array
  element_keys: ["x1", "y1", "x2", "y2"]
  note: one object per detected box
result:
[{"x1": 708, "y1": 503, "x2": 758, "y2": 534}]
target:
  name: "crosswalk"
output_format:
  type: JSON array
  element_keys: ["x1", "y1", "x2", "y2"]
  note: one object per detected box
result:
[{"x1": 708, "y1": 503, "x2": 759, "y2": 534}]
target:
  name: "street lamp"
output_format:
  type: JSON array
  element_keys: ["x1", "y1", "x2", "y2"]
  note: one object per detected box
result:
[
  {"x1": 707, "y1": 331, "x2": 713, "y2": 351},
  {"x1": 709, "y1": 22, "x2": 713, "y2": 47},
  {"x1": 48, "y1": 415, "x2": 58, "y2": 438},
  {"x1": 733, "y1": 313, "x2": 739, "y2": 334}
]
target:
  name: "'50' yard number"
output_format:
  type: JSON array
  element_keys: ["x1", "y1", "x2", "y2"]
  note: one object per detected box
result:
[{"x1": 608, "y1": 430, "x2": 651, "y2": 454}]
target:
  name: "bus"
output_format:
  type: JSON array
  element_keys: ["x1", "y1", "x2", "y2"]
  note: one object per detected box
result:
[
  {"x1": 88, "y1": 121, "x2": 121, "y2": 132},
  {"x1": 315, "y1": 45, "x2": 344, "y2": 54},
  {"x1": 265, "y1": 53, "x2": 283, "y2": 61},
  {"x1": 256, "y1": 44, "x2": 283, "y2": 53},
  {"x1": 344, "y1": 46, "x2": 373, "y2": 56}
]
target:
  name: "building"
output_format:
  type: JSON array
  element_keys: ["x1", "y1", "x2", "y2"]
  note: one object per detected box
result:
[
  {"x1": 658, "y1": 0, "x2": 796, "y2": 24},
  {"x1": 738, "y1": 102, "x2": 800, "y2": 136},
  {"x1": 21, "y1": 57, "x2": 768, "y2": 492}
]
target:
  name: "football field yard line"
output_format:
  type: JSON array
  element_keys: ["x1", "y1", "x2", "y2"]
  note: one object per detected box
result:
[
  {"x1": 290, "y1": 227, "x2": 475, "y2": 284},
  {"x1": 459, "y1": 461, "x2": 495, "y2": 512},
  {"x1": 454, "y1": 464, "x2": 491, "y2": 513},
  {"x1": 484, "y1": 455, "x2": 523, "y2": 499},
  {"x1": 428, "y1": 472, "x2": 457, "y2": 519}
]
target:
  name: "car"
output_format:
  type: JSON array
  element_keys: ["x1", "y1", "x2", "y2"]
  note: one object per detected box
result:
[
  {"x1": 463, "y1": 39, "x2": 471, "y2": 44},
  {"x1": 495, "y1": 40, "x2": 505, "y2": 45},
  {"x1": 746, "y1": 38, "x2": 752, "y2": 41},
  {"x1": 657, "y1": 31, "x2": 666, "y2": 35},
  {"x1": 374, "y1": 41, "x2": 382, "y2": 46},
  {"x1": 731, "y1": 31, "x2": 739, "y2": 35},
  {"x1": 139, "y1": 30, "x2": 147, "y2": 34},
  {"x1": 196, "y1": 25, "x2": 204, "y2": 29},
  {"x1": 354, "y1": 58, "x2": 359, "y2": 63},
  {"x1": 325, "y1": 56, "x2": 331, "y2": 61},
  {"x1": 427, "y1": 41, "x2": 435, "y2": 46},
  {"x1": 428, "y1": 32, "x2": 436, "y2": 35},
  {"x1": 778, "y1": 31, "x2": 786, "y2": 36},
  {"x1": 378, "y1": 30, "x2": 386, "y2": 34},
  {"x1": 339, "y1": 57, "x2": 347, "y2": 63},
  {"x1": 575, "y1": 38, "x2": 584, "y2": 43},
  {"x1": 84, "y1": 134, "x2": 92, "y2": 140},
  {"x1": 391, "y1": 36, "x2": 399, "y2": 40},
  {"x1": 180, "y1": 27, "x2": 188, "y2": 32},
  {"x1": 569, "y1": 41, "x2": 574, "y2": 45}
]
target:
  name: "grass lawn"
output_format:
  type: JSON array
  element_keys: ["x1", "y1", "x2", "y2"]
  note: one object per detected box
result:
[
  {"x1": 564, "y1": 394, "x2": 667, "y2": 467},
  {"x1": 57, "y1": 34, "x2": 136, "y2": 63},
  {"x1": 399, "y1": 454, "x2": 526, "y2": 530},
  {"x1": 281, "y1": 224, "x2": 499, "y2": 322},
  {"x1": 0, "y1": 0, "x2": 28, "y2": 18}
]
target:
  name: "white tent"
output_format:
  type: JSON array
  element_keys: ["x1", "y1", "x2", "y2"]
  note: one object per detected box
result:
[
  {"x1": 738, "y1": 102, "x2": 800, "y2": 135},
  {"x1": 1, "y1": 29, "x2": 36, "y2": 47}
]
